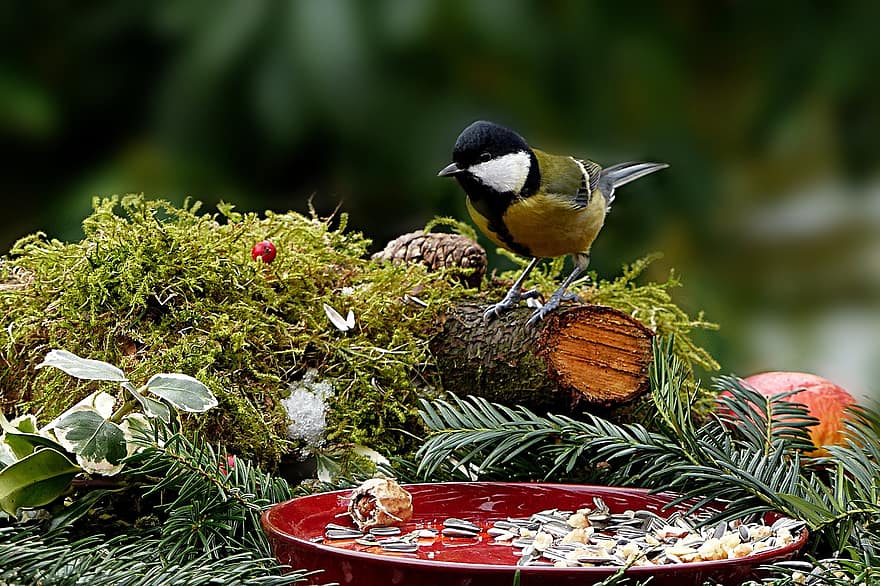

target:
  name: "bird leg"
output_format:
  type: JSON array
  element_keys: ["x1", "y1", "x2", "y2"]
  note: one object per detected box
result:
[
  {"x1": 526, "y1": 255, "x2": 590, "y2": 327},
  {"x1": 483, "y1": 257, "x2": 541, "y2": 321}
]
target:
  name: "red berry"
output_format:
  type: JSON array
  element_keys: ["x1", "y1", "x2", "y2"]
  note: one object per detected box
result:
[
  {"x1": 251, "y1": 240, "x2": 277, "y2": 263},
  {"x1": 219, "y1": 454, "x2": 236, "y2": 475}
]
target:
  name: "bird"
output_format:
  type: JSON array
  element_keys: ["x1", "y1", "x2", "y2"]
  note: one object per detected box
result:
[{"x1": 438, "y1": 120, "x2": 667, "y2": 326}]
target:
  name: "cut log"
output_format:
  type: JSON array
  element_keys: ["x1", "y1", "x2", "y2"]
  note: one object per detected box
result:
[{"x1": 431, "y1": 303, "x2": 654, "y2": 412}]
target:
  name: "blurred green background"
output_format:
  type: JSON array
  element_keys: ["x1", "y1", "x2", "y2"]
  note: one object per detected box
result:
[{"x1": 2, "y1": 1, "x2": 878, "y2": 400}]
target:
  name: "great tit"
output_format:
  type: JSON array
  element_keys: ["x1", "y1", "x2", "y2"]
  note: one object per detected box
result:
[{"x1": 438, "y1": 120, "x2": 667, "y2": 325}]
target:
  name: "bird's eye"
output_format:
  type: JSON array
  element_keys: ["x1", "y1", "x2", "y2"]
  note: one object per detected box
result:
[{"x1": 479, "y1": 152, "x2": 491, "y2": 162}]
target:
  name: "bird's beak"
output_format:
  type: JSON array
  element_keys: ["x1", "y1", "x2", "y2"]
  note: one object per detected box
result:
[{"x1": 437, "y1": 162, "x2": 462, "y2": 177}]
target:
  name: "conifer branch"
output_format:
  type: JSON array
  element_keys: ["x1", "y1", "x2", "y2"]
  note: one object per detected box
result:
[
  {"x1": 124, "y1": 420, "x2": 294, "y2": 558},
  {"x1": 0, "y1": 527, "x2": 309, "y2": 585},
  {"x1": 404, "y1": 337, "x2": 880, "y2": 567},
  {"x1": 0, "y1": 418, "x2": 309, "y2": 583}
]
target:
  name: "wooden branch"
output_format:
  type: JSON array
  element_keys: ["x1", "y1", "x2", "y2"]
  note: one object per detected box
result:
[
  {"x1": 431, "y1": 303, "x2": 654, "y2": 412},
  {"x1": 371, "y1": 230, "x2": 655, "y2": 412}
]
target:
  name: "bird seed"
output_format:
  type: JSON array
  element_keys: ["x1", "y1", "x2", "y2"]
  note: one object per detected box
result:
[{"x1": 322, "y1": 497, "x2": 805, "y2": 568}]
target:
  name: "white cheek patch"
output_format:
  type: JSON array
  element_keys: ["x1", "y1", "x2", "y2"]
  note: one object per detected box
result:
[{"x1": 470, "y1": 151, "x2": 531, "y2": 194}]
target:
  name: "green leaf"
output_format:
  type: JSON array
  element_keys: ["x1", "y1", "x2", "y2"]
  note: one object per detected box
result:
[
  {"x1": 776, "y1": 492, "x2": 829, "y2": 527},
  {"x1": 1, "y1": 431, "x2": 62, "y2": 460},
  {"x1": 36, "y1": 349, "x2": 128, "y2": 382},
  {"x1": 0, "y1": 412, "x2": 64, "y2": 461},
  {"x1": 120, "y1": 413, "x2": 153, "y2": 442},
  {"x1": 127, "y1": 387, "x2": 172, "y2": 423},
  {"x1": 9, "y1": 414, "x2": 38, "y2": 434},
  {"x1": 0, "y1": 447, "x2": 79, "y2": 514},
  {"x1": 145, "y1": 373, "x2": 218, "y2": 412},
  {"x1": 54, "y1": 409, "x2": 127, "y2": 472}
]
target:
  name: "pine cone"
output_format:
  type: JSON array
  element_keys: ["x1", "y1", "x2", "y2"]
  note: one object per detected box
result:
[{"x1": 372, "y1": 231, "x2": 486, "y2": 287}]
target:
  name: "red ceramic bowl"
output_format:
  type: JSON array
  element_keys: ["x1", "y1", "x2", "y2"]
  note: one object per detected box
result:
[{"x1": 261, "y1": 482, "x2": 807, "y2": 586}]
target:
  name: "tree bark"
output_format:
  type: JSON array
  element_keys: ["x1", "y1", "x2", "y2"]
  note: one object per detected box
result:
[{"x1": 431, "y1": 303, "x2": 655, "y2": 413}]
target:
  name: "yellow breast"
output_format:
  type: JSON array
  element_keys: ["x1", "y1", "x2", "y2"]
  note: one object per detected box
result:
[{"x1": 468, "y1": 190, "x2": 607, "y2": 258}]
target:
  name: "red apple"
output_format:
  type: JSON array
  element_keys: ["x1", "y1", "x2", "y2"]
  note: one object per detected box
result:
[{"x1": 734, "y1": 372, "x2": 857, "y2": 457}]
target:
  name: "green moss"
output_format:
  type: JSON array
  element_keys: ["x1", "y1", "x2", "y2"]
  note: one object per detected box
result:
[
  {"x1": 0, "y1": 195, "x2": 460, "y2": 465},
  {"x1": 1, "y1": 195, "x2": 717, "y2": 467}
]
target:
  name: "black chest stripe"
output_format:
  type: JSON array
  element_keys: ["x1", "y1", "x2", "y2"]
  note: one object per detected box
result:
[
  {"x1": 522, "y1": 151, "x2": 540, "y2": 196},
  {"x1": 457, "y1": 175, "x2": 531, "y2": 256}
]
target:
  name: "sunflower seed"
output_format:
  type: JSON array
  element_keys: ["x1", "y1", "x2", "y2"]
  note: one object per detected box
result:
[
  {"x1": 325, "y1": 528, "x2": 364, "y2": 540},
  {"x1": 576, "y1": 554, "x2": 615, "y2": 564},
  {"x1": 516, "y1": 551, "x2": 535, "y2": 566},
  {"x1": 541, "y1": 521, "x2": 575, "y2": 538},
  {"x1": 442, "y1": 527, "x2": 481, "y2": 538},
  {"x1": 608, "y1": 516, "x2": 642, "y2": 527},
  {"x1": 370, "y1": 526, "x2": 402, "y2": 536},
  {"x1": 665, "y1": 552, "x2": 684, "y2": 564},
  {"x1": 443, "y1": 518, "x2": 482, "y2": 532},
  {"x1": 488, "y1": 528, "x2": 516, "y2": 541},
  {"x1": 774, "y1": 518, "x2": 807, "y2": 532},
  {"x1": 531, "y1": 512, "x2": 566, "y2": 524},
  {"x1": 322, "y1": 497, "x2": 805, "y2": 567},
  {"x1": 540, "y1": 548, "x2": 569, "y2": 562},
  {"x1": 380, "y1": 540, "x2": 420, "y2": 553},
  {"x1": 516, "y1": 544, "x2": 536, "y2": 566}
]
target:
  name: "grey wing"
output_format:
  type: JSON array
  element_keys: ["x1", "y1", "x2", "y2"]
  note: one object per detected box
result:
[{"x1": 574, "y1": 158, "x2": 605, "y2": 208}]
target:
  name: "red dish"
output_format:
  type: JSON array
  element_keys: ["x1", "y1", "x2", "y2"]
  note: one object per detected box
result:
[{"x1": 261, "y1": 482, "x2": 807, "y2": 586}]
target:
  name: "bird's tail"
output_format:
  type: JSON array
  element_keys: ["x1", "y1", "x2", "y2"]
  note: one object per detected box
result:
[{"x1": 598, "y1": 162, "x2": 668, "y2": 208}]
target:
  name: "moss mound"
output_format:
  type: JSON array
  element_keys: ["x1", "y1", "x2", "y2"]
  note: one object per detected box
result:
[
  {"x1": 1, "y1": 195, "x2": 719, "y2": 467},
  {"x1": 0, "y1": 195, "x2": 460, "y2": 465}
]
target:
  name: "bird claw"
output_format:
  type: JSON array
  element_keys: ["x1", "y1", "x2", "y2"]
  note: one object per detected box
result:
[
  {"x1": 525, "y1": 309, "x2": 546, "y2": 327},
  {"x1": 482, "y1": 303, "x2": 508, "y2": 321},
  {"x1": 525, "y1": 301, "x2": 557, "y2": 327},
  {"x1": 524, "y1": 291, "x2": 583, "y2": 327},
  {"x1": 559, "y1": 291, "x2": 582, "y2": 303},
  {"x1": 483, "y1": 288, "x2": 539, "y2": 321}
]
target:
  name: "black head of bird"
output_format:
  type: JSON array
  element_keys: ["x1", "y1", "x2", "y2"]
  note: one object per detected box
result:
[{"x1": 439, "y1": 120, "x2": 668, "y2": 326}]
